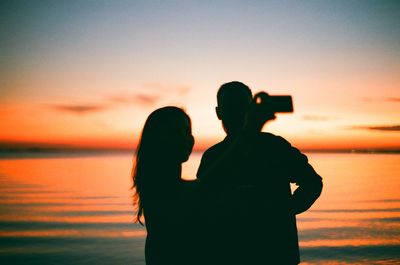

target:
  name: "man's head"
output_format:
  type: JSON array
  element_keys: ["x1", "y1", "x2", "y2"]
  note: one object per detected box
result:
[{"x1": 216, "y1": 81, "x2": 253, "y2": 135}]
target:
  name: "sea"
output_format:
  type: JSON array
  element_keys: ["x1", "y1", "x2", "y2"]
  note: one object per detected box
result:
[{"x1": 0, "y1": 152, "x2": 399, "y2": 264}]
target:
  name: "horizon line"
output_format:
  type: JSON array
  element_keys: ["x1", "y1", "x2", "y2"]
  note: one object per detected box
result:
[{"x1": 1, "y1": 145, "x2": 400, "y2": 157}]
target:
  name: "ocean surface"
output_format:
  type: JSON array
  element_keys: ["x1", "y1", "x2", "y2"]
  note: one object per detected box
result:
[{"x1": 0, "y1": 152, "x2": 399, "y2": 264}]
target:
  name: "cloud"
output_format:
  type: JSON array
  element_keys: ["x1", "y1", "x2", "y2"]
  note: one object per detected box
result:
[
  {"x1": 302, "y1": 115, "x2": 332, "y2": 121},
  {"x1": 109, "y1": 94, "x2": 159, "y2": 106},
  {"x1": 351, "y1": 125, "x2": 400, "y2": 132},
  {"x1": 142, "y1": 83, "x2": 190, "y2": 95},
  {"x1": 367, "y1": 125, "x2": 400, "y2": 131},
  {"x1": 360, "y1": 97, "x2": 373, "y2": 102},
  {"x1": 387, "y1": 97, "x2": 400, "y2": 102},
  {"x1": 47, "y1": 84, "x2": 190, "y2": 115},
  {"x1": 108, "y1": 83, "x2": 191, "y2": 107},
  {"x1": 47, "y1": 104, "x2": 108, "y2": 114},
  {"x1": 359, "y1": 97, "x2": 400, "y2": 103}
]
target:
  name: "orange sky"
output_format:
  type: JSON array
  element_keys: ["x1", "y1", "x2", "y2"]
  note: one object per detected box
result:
[{"x1": 1, "y1": 1, "x2": 399, "y2": 151}]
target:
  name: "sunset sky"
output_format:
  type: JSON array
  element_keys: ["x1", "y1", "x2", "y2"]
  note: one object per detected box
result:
[{"x1": 1, "y1": 0, "x2": 399, "y2": 151}]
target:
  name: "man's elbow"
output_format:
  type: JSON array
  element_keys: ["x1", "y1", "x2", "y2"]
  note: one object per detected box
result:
[
  {"x1": 303, "y1": 176, "x2": 323, "y2": 205},
  {"x1": 311, "y1": 176, "x2": 323, "y2": 200},
  {"x1": 292, "y1": 176, "x2": 323, "y2": 215}
]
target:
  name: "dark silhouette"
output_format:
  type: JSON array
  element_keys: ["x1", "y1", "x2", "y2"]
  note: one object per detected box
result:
[
  {"x1": 132, "y1": 85, "x2": 322, "y2": 264},
  {"x1": 131, "y1": 107, "x2": 199, "y2": 265},
  {"x1": 132, "y1": 104, "x2": 277, "y2": 265},
  {"x1": 197, "y1": 81, "x2": 323, "y2": 265},
  {"x1": 131, "y1": 106, "x2": 243, "y2": 264}
]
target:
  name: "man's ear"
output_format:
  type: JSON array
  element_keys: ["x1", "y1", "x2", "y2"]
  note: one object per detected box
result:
[{"x1": 215, "y1": 106, "x2": 222, "y2": 120}]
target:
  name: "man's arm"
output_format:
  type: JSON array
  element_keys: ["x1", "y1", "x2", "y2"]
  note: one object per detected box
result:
[{"x1": 279, "y1": 137, "x2": 323, "y2": 215}]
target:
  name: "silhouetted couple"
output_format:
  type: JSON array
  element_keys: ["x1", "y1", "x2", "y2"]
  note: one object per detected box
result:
[{"x1": 132, "y1": 81, "x2": 323, "y2": 265}]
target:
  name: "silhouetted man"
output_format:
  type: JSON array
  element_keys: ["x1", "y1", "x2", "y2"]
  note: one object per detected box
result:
[{"x1": 197, "y1": 81, "x2": 323, "y2": 265}]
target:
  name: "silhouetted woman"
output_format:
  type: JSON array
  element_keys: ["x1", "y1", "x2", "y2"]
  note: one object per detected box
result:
[{"x1": 131, "y1": 106, "x2": 200, "y2": 265}]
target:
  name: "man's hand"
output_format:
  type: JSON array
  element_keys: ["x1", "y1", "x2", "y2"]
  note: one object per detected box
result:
[{"x1": 245, "y1": 92, "x2": 276, "y2": 132}]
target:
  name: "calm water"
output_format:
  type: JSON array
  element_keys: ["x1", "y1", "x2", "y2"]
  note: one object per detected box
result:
[{"x1": 0, "y1": 153, "x2": 399, "y2": 264}]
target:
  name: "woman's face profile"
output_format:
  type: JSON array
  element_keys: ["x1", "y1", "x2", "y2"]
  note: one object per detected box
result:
[{"x1": 174, "y1": 115, "x2": 194, "y2": 163}]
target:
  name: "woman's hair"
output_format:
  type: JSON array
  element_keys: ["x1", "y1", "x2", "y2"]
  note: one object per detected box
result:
[{"x1": 131, "y1": 106, "x2": 190, "y2": 224}]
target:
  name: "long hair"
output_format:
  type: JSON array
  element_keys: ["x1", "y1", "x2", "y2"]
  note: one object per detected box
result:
[{"x1": 131, "y1": 106, "x2": 190, "y2": 225}]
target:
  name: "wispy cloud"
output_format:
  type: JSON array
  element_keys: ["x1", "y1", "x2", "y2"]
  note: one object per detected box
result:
[
  {"x1": 108, "y1": 83, "x2": 191, "y2": 107},
  {"x1": 361, "y1": 97, "x2": 400, "y2": 103},
  {"x1": 302, "y1": 115, "x2": 332, "y2": 121},
  {"x1": 367, "y1": 125, "x2": 400, "y2": 131},
  {"x1": 386, "y1": 97, "x2": 400, "y2": 102},
  {"x1": 109, "y1": 94, "x2": 159, "y2": 106},
  {"x1": 142, "y1": 83, "x2": 190, "y2": 95},
  {"x1": 46, "y1": 92, "x2": 162, "y2": 115},
  {"x1": 351, "y1": 125, "x2": 400, "y2": 132},
  {"x1": 47, "y1": 104, "x2": 108, "y2": 115},
  {"x1": 360, "y1": 97, "x2": 373, "y2": 102}
]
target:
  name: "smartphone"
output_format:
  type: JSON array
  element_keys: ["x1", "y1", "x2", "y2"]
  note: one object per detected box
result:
[
  {"x1": 255, "y1": 93, "x2": 294, "y2": 113},
  {"x1": 269, "y1": 95, "x2": 293, "y2": 113}
]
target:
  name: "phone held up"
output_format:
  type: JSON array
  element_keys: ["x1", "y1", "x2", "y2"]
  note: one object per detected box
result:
[{"x1": 254, "y1": 92, "x2": 293, "y2": 114}]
